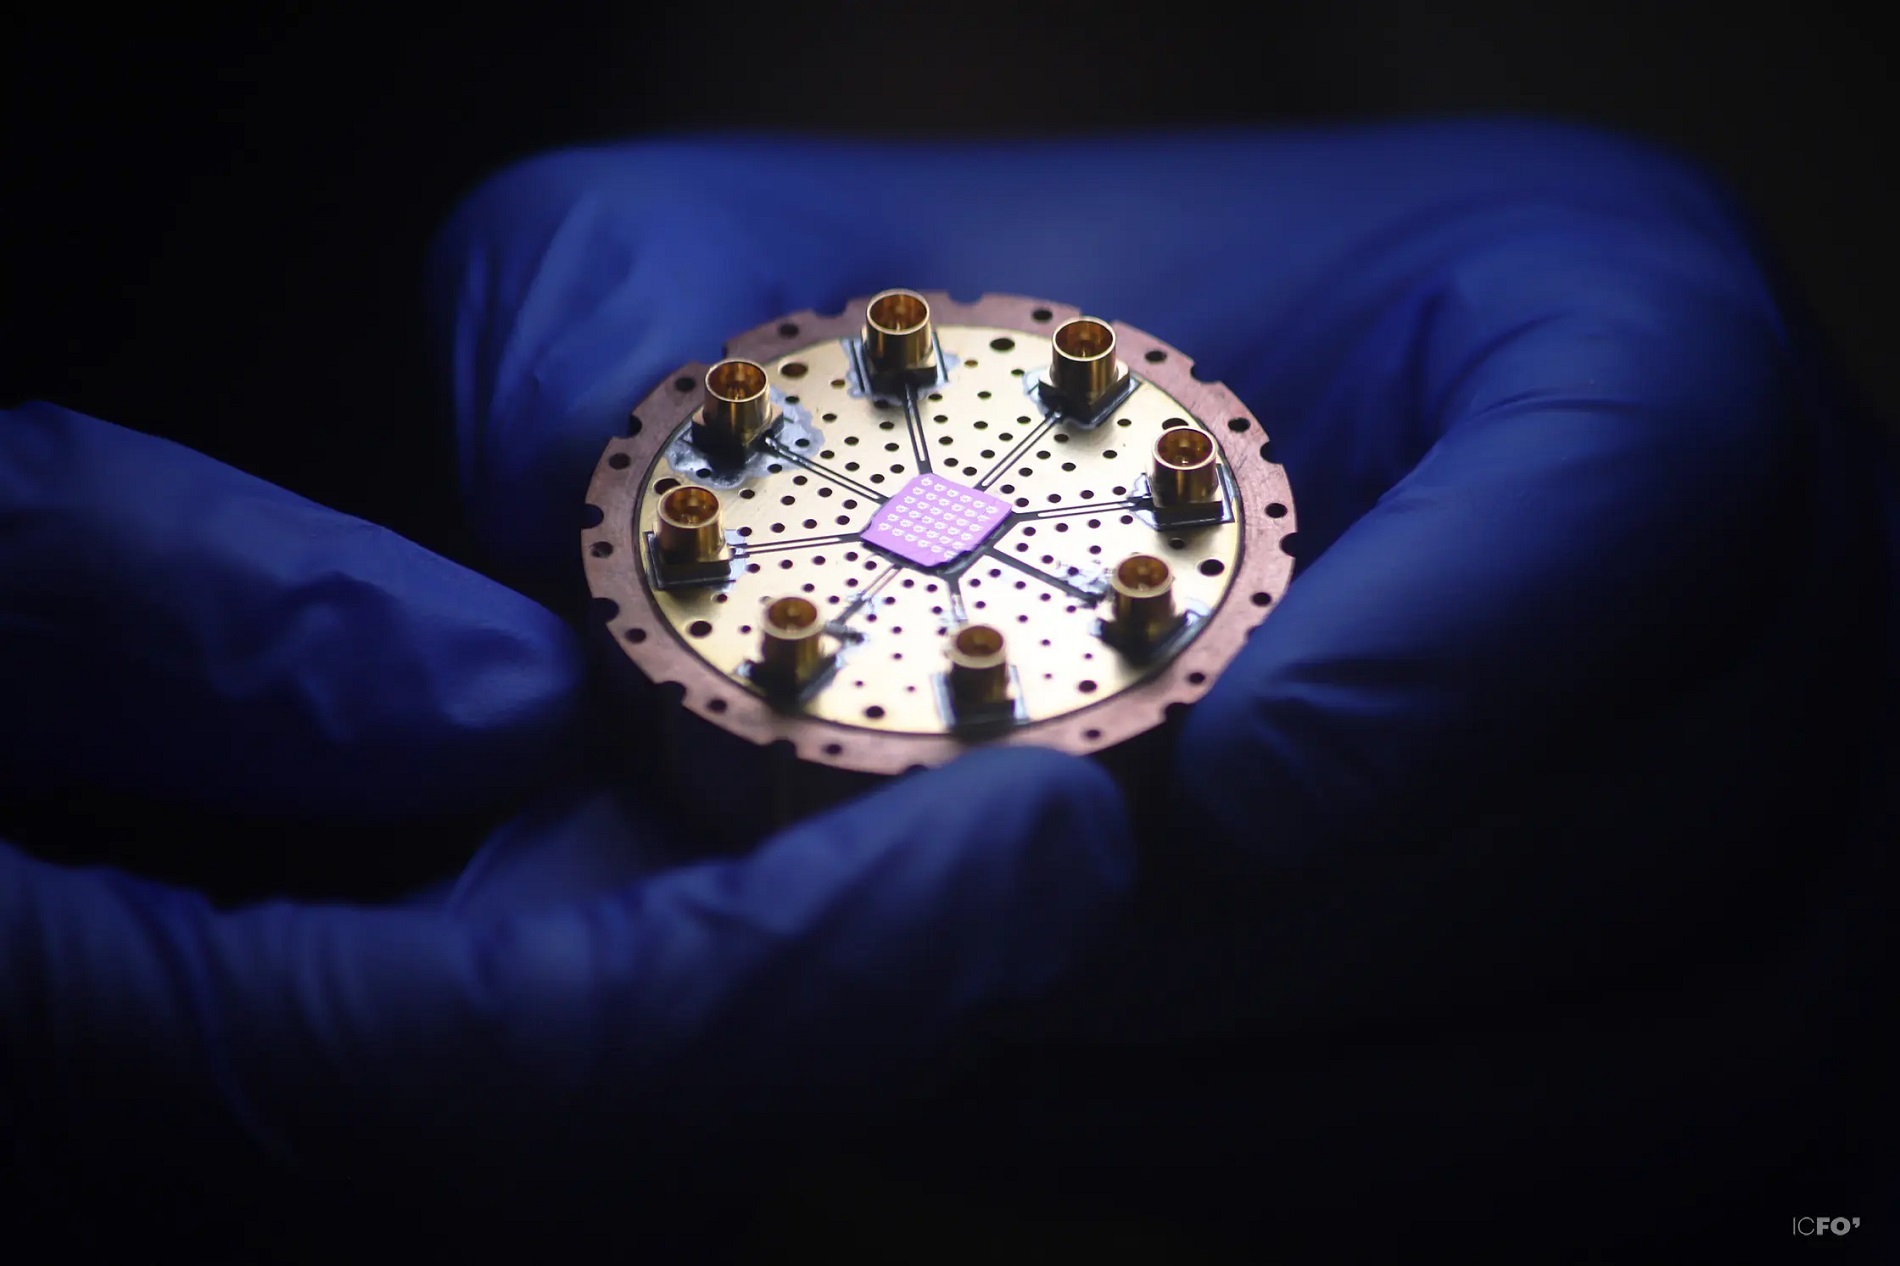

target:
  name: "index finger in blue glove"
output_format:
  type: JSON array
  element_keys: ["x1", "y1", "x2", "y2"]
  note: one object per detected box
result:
[
  {"x1": 0, "y1": 404, "x2": 583, "y2": 818},
  {"x1": 1174, "y1": 145, "x2": 1897, "y2": 866},
  {"x1": 3, "y1": 746, "x2": 1132, "y2": 1179},
  {"x1": 1185, "y1": 238, "x2": 1800, "y2": 858}
]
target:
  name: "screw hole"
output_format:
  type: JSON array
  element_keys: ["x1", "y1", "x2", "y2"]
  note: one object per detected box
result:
[
  {"x1": 1199, "y1": 558, "x2": 1224, "y2": 576},
  {"x1": 865, "y1": 705, "x2": 886, "y2": 720},
  {"x1": 688, "y1": 620, "x2": 714, "y2": 638},
  {"x1": 624, "y1": 627, "x2": 647, "y2": 643},
  {"x1": 1078, "y1": 680, "x2": 1098, "y2": 694},
  {"x1": 990, "y1": 336, "x2": 1016, "y2": 352},
  {"x1": 1251, "y1": 591, "x2": 1272, "y2": 607},
  {"x1": 590, "y1": 540, "x2": 613, "y2": 557},
  {"x1": 1031, "y1": 307, "x2": 1053, "y2": 322},
  {"x1": 608, "y1": 452, "x2": 631, "y2": 470},
  {"x1": 1144, "y1": 349, "x2": 1167, "y2": 363},
  {"x1": 781, "y1": 361, "x2": 808, "y2": 378},
  {"x1": 777, "y1": 321, "x2": 800, "y2": 338}
]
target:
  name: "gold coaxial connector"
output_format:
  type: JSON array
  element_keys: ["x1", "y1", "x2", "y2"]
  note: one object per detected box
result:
[
  {"x1": 1105, "y1": 553, "x2": 1182, "y2": 649},
  {"x1": 1044, "y1": 316, "x2": 1127, "y2": 410},
  {"x1": 1151, "y1": 426, "x2": 1220, "y2": 508},
  {"x1": 655, "y1": 484, "x2": 724, "y2": 564},
  {"x1": 696, "y1": 359, "x2": 776, "y2": 451},
  {"x1": 757, "y1": 595, "x2": 829, "y2": 688},
  {"x1": 946, "y1": 623, "x2": 1011, "y2": 712},
  {"x1": 862, "y1": 289, "x2": 937, "y2": 380}
]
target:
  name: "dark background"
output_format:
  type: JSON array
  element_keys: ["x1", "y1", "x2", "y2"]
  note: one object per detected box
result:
[
  {"x1": 5, "y1": 5, "x2": 1896, "y2": 1257},
  {"x1": 4, "y1": 3, "x2": 1894, "y2": 567}
]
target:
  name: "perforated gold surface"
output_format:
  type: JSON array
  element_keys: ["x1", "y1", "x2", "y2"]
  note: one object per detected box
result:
[
  {"x1": 629, "y1": 325, "x2": 1238, "y2": 735},
  {"x1": 583, "y1": 291, "x2": 1297, "y2": 776}
]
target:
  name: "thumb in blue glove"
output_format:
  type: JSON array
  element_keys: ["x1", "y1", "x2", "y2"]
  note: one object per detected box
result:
[{"x1": 0, "y1": 404, "x2": 1135, "y2": 1193}]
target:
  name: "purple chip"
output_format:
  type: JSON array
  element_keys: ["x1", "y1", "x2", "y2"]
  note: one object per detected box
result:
[{"x1": 860, "y1": 473, "x2": 1012, "y2": 568}]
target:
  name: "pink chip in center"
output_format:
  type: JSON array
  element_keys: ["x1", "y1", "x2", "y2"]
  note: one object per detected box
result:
[{"x1": 859, "y1": 473, "x2": 1011, "y2": 568}]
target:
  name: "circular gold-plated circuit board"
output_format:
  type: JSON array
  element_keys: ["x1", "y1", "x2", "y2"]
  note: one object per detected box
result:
[{"x1": 583, "y1": 291, "x2": 1296, "y2": 776}]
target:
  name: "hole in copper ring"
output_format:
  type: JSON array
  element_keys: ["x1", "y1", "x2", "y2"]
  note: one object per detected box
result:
[
  {"x1": 1116, "y1": 554, "x2": 1171, "y2": 593},
  {"x1": 660, "y1": 485, "x2": 719, "y2": 526},
  {"x1": 1053, "y1": 318, "x2": 1115, "y2": 360},
  {"x1": 867, "y1": 290, "x2": 929, "y2": 335},
  {"x1": 706, "y1": 359, "x2": 767, "y2": 403},
  {"x1": 766, "y1": 596, "x2": 820, "y2": 633},
  {"x1": 1155, "y1": 428, "x2": 1213, "y2": 468}
]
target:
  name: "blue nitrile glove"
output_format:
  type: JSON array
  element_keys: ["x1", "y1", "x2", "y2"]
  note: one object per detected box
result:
[
  {"x1": 0, "y1": 405, "x2": 1135, "y2": 1203},
  {"x1": 8, "y1": 117, "x2": 1897, "y2": 1251},
  {"x1": 421, "y1": 120, "x2": 1898, "y2": 1248}
]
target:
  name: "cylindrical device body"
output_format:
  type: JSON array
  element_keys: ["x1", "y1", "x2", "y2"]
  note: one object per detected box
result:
[
  {"x1": 863, "y1": 290, "x2": 935, "y2": 374},
  {"x1": 759, "y1": 595, "x2": 826, "y2": 686},
  {"x1": 1108, "y1": 553, "x2": 1179, "y2": 647},
  {"x1": 947, "y1": 624, "x2": 1011, "y2": 709},
  {"x1": 701, "y1": 359, "x2": 773, "y2": 448},
  {"x1": 1152, "y1": 427, "x2": 1220, "y2": 507},
  {"x1": 656, "y1": 484, "x2": 724, "y2": 563},
  {"x1": 1048, "y1": 317, "x2": 1122, "y2": 403}
]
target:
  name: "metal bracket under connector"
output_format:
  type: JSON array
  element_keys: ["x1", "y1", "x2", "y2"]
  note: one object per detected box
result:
[
  {"x1": 644, "y1": 530, "x2": 741, "y2": 590},
  {"x1": 1032, "y1": 369, "x2": 1141, "y2": 430},
  {"x1": 687, "y1": 409, "x2": 783, "y2": 466},
  {"x1": 847, "y1": 333, "x2": 948, "y2": 397},
  {"x1": 1095, "y1": 603, "x2": 1210, "y2": 665},
  {"x1": 737, "y1": 652, "x2": 841, "y2": 707},
  {"x1": 933, "y1": 664, "x2": 1030, "y2": 734},
  {"x1": 1130, "y1": 471, "x2": 1237, "y2": 531}
]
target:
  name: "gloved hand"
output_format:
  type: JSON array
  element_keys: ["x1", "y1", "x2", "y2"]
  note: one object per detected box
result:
[
  {"x1": 7, "y1": 118, "x2": 1897, "y2": 1253},
  {"x1": 420, "y1": 120, "x2": 1898, "y2": 1249},
  {"x1": 0, "y1": 413, "x2": 1133, "y2": 1196}
]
